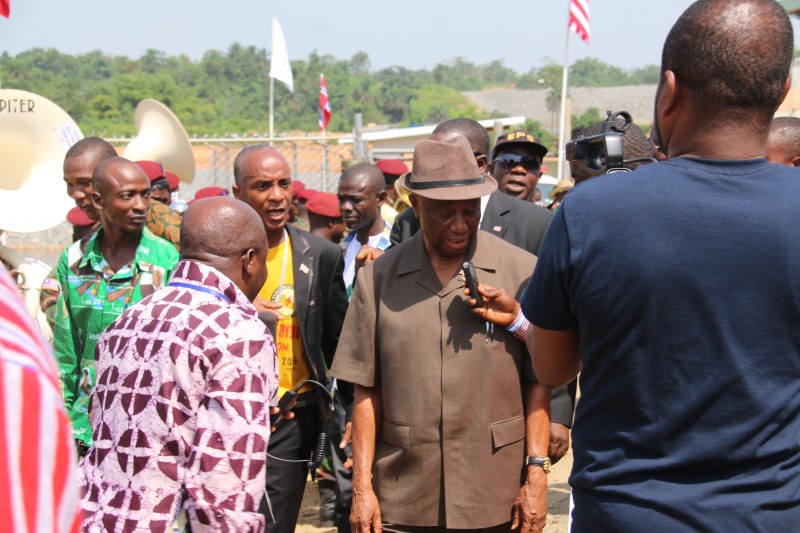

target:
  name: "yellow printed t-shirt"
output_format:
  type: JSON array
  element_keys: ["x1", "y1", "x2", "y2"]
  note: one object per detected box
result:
[{"x1": 259, "y1": 236, "x2": 310, "y2": 397}]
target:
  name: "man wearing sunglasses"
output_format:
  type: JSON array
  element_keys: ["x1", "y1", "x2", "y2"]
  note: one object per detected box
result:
[{"x1": 489, "y1": 130, "x2": 548, "y2": 201}]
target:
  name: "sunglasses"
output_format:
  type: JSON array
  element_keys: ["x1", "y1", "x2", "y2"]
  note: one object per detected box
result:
[{"x1": 492, "y1": 153, "x2": 541, "y2": 173}]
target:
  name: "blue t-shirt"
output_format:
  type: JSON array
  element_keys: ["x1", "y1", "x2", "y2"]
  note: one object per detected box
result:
[{"x1": 521, "y1": 158, "x2": 800, "y2": 532}]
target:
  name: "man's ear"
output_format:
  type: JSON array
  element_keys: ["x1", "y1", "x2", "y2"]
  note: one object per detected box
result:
[
  {"x1": 659, "y1": 70, "x2": 679, "y2": 118},
  {"x1": 242, "y1": 247, "x2": 257, "y2": 278},
  {"x1": 779, "y1": 75, "x2": 792, "y2": 107},
  {"x1": 91, "y1": 191, "x2": 103, "y2": 211},
  {"x1": 476, "y1": 154, "x2": 489, "y2": 173},
  {"x1": 409, "y1": 193, "x2": 420, "y2": 218},
  {"x1": 791, "y1": 156, "x2": 800, "y2": 168},
  {"x1": 232, "y1": 183, "x2": 241, "y2": 200},
  {"x1": 376, "y1": 189, "x2": 388, "y2": 206}
]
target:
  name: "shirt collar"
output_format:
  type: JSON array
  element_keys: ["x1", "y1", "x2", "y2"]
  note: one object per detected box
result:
[
  {"x1": 79, "y1": 227, "x2": 158, "y2": 272},
  {"x1": 396, "y1": 230, "x2": 497, "y2": 276},
  {"x1": 168, "y1": 259, "x2": 257, "y2": 317}
]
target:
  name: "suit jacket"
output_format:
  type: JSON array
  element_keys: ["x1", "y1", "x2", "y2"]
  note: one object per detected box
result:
[
  {"x1": 283, "y1": 225, "x2": 348, "y2": 386},
  {"x1": 331, "y1": 231, "x2": 540, "y2": 528},
  {"x1": 389, "y1": 190, "x2": 554, "y2": 255},
  {"x1": 389, "y1": 191, "x2": 576, "y2": 426}
]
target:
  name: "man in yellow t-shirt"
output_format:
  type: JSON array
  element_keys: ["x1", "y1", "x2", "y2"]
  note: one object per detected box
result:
[
  {"x1": 233, "y1": 146, "x2": 348, "y2": 533},
  {"x1": 258, "y1": 236, "x2": 311, "y2": 397}
]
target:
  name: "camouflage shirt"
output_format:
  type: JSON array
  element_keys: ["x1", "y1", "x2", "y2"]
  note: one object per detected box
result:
[{"x1": 53, "y1": 227, "x2": 179, "y2": 445}]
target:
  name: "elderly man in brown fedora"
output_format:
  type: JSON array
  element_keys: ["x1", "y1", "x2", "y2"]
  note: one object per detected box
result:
[{"x1": 331, "y1": 136, "x2": 550, "y2": 533}]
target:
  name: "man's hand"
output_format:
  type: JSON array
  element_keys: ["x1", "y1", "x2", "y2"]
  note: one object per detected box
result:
[
  {"x1": 511, "y1": 469, "x2": 547, "y2": 533},
  {"x1": 268, "y1": 404, "x2": 295, "y2": 433},
  {"x1": 355, "y1": 245, "x2": 385, "y2": 275},
  {"x1": 253, "y1": 297, "x2": 283, "y2": 320},
  {"x1": 548, "y1": 423, "x2": 570, "y2": 464},
  {"x1": 463, "y1": 282, "x2": 520, "y2": 328},
  {"x1": 340, "y1": 421, "x2": 353, "y2": 469},
  {"x1": 350, "y1": 485, "x2": 382, "y2": 533}
]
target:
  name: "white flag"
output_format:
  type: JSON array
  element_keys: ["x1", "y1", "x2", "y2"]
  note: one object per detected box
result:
[{"x1": 269, "y1": 17, "x2": 294, "y2": 93}]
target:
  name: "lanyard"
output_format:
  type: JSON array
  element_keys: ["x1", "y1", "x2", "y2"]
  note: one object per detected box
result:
[
  {"x1": 276, "y1": 228, "x2": 290, "y2": 304},
  {"x1": 168, "y1": 281, "x2": 230, "y2": 303}
]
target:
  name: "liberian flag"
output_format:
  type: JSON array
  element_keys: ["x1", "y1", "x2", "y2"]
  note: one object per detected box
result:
[
  {"x1": 1, "y1": 0, "x2": 10, "y2": 18},
  {"x1": 569, "y1": 0, "x2": 590, "y2": 43},
  {"x1": 319, "y1": 73, "x2": 332, "y2": 130}
]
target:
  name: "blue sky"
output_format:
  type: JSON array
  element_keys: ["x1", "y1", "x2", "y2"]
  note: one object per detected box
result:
[{"x1": 2, "y1": 1, "x2": 800, "y2": 72}]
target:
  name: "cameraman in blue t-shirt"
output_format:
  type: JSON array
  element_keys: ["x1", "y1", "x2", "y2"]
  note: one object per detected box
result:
[{"x1": 520, "y1": 0, "x2": 800, "y2": 531}]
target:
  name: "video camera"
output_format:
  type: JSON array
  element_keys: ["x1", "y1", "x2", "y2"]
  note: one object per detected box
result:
[{"x1": 565, "y1": 110, "x2": 653, "y2": 174}]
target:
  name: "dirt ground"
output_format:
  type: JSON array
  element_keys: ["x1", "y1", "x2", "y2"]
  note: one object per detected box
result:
[{"x1": 295, "y1": 450, "x2": 572, "y2": 532}]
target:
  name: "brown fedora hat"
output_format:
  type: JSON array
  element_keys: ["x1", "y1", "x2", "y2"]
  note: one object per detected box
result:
[{"x1": 399, "y1": 136, "x2": 497, "y2": 200}]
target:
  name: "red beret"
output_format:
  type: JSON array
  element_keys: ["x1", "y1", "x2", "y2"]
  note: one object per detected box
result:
[
  {"x1": 306, "y1": 192, "x2": 341, "y2": 218},
  {"x1": 190, "y1": 186, "x2": 230, "y2": 204},
  {"x1": 165, "y1": 171, "x2": 180, "y2": 191},
  {"x1": 136, "y1": 161, "x2": 166, "y2": 183},
  {"x1": 375, "y1": 159, "x2": 408, "y2": 176},
  {"x1": 297, "y1": 188, "x2": 320, "y2": 202},
  {"x1": 292, "y1": 181, "x2": 306, "y2": 196},
  {"x1": 66, "y1": 206, "x2": 95, "y2": 227}
]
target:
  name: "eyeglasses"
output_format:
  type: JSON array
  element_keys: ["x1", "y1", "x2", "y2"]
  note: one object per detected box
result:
[{"x1": 492, "y1": 153, "x2": 541, "y2": 173}]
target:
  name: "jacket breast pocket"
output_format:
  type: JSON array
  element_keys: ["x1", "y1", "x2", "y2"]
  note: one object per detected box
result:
[
  {"x1": 491, "y1": 415, "x2": 525, "y2": 449},
  {"x1": 381, "y1": 420, "x2": 410, "y2": 449}
]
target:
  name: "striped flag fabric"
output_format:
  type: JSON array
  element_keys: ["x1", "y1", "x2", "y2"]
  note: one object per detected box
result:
[
  {"x1": 0, "y1": 0, "x2": 9, "y2": 18},
  {"x1": 569, "y1": 0, "x2": 590, "y2": 43},
  {"x1": 319, "y1": 73, "x2": 332, "y2": 130},
  {"x1": 0, "y1": 266, "x2": 79, "y2": 533}
]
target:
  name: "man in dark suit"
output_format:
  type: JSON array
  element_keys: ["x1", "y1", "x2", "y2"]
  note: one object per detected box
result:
[
  {"x1": 232, "y1": 145, "x2": 348, "y2": 533},
  {"x1": 388, "y1": 119, "x2": 574, "y2": 462}
]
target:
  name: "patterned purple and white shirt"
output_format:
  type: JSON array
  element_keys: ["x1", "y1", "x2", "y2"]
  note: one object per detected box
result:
[{"x1": 79, "y1": 260, "x2": 278, "y2": 532}]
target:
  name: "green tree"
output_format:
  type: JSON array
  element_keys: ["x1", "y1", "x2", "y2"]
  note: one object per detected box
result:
[
  {"x1": 408, "y1": 85, "x2": 481, "y2": 124},
  {"x1": 572, "y1": 107, "x2": 603, "y2": 131}
]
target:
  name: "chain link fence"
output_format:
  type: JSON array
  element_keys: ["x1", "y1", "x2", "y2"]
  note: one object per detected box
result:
[{"x1": 109, "y1": 135, "x2": 357, "y2": 200}]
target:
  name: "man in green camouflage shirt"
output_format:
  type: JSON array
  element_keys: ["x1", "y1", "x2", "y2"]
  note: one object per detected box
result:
[{"x1": 53, "y1": 157, "x2": 179, "y2": 452}]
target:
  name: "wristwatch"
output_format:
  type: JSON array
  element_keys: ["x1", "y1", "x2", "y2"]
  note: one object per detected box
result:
[{"x1": 524, "y1": 456, "x2": 551, "y2": 473}]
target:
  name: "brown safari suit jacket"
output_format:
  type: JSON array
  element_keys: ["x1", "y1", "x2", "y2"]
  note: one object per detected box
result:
[{"x1": 331, "y1": 230, "x2": 540, "y2": 529}]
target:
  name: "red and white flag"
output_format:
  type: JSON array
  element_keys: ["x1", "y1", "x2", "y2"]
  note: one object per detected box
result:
[
  {"x1": 569, "y1": 0, "x2": 590, "y2": 43},
  {"x1": 319, "y1": 73, "x2": 332, "y2": 130},
  {"x1": 1, "y1": 0, "x2": 10, "y2": 18}
]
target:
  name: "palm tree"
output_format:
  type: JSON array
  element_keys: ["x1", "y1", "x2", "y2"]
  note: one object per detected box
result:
[{"x1": 546, "y1": 88, "x2": 561, "y2": 130}]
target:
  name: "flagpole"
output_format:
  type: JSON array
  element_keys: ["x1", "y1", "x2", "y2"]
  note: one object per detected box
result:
[
  {"x1": 322, "y1": 126, "x2": 328, "y2": 191},
  {"x1": 557, "y1": 2, "x2": 572, "y2": 182},
  {"x1": 269, "y1": 76, "x2": 274, "y2": 146}
]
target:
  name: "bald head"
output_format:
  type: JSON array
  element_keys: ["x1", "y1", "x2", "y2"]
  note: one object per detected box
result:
[
  {"x1": 432, "y1": 119, "x2": 490, "y2": 157},
  {"x1": 181, "y1": 198, "x2": 268, "y2": 301},
  {"x1": 182, "y1": 198, "x2": 266, "y2": 260},
  {"x1": 662, "y1": 0, "x2": 792, "y2": 122},
  {"x1": 233, "y1": 145, "x2": 290, "y2": 187},
  {"x1": 340, "y1": 163, "x2": 385, "y2": 192},
  {"x1": 92, "y1": 157, "x2": 149, "y2": 196},
  {"x1": 766, "y1": 116, "x2": 800, "y2": 167},
  {"x1": 65, "y1": 137, "x2": 118, "y2": 162}
]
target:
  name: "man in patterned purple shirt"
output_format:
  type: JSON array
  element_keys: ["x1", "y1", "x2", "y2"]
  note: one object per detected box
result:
[{"x1": 79, "y1": 197, "x2": 279, "y2": 532}]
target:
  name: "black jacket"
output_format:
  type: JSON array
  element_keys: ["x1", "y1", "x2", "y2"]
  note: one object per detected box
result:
[{"x1": 283, "y1": 224, "x2": 348, "y2": 386}]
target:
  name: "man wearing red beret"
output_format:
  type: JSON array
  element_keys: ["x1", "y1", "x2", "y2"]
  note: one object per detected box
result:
[
  {"x1": 190, "y1": 186, "x2": 230, "y2": 204},
  {"x1": 136, "y1": 160, "x2": 174, "y2": 205},
  {"x1": 306, "y1": 192, "x2": 345, "y2": 244},
  {"x1": 375, "y1": 158, "x2": 408, "y2": 211}
]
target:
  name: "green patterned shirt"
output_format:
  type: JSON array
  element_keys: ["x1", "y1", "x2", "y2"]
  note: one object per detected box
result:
[{"x1": 53, "y1": 227, "x2": 179, "y2": 445}]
